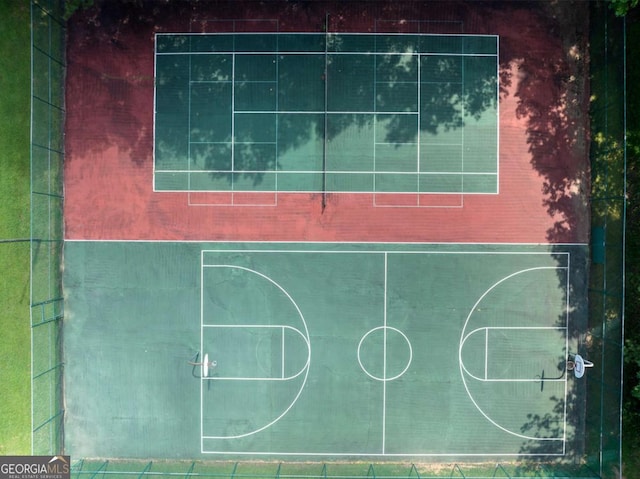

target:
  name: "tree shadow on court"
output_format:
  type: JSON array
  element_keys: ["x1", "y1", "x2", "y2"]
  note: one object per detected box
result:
[
  {"x1": 68, "y1": 1, "x2": 506, "y2": 191},
  {"x1": 503, "y1": 1, "x2": 590, "y2": 245},
  {"x1": 66, "y1": 0, "x2": 589, "y2": 229},
  {"x1": 470, "y1": 1, "x2": 590, "y2": 467},
  {"x1": 513, "y1": 246, "x2": 588, "y2": 467},
  {"x1": 151, "y1": 24, "x2": 501, "y2": 188},
  {"x1": 515, "y1": 351, "x2": 597, "y2": 475},
  {"x1": 514, "y1": 355, "x2": 588, "y2": 471},
  {"x1": 509, "y1": 3, "x2": 624, "y2": 472},
  {"x1": 66, "y1": 2, "x2": 162, "y2": 168},
  {"x1": 66, "y1": 1, "x2": 228, "y2": 169}
]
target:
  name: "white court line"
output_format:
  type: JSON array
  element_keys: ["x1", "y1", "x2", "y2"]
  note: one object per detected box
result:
[
  {"x1": 462, "y1": 326, "x2": 569, "y2": 382},
  {"x1": 372, "y1": 41, "x2": 379, "y2": 203},
  {"x1": 323, "y1": 28, "x2": 329, "y2": 204},
  {"x1": 232, "y1": 80, "x2": 278, "y2": 84},
  {"x1": 152, "y1": 34, "x2": 158, "y2": 192},
  {"x1": 231, "y1": 52, "x2": 236, "y2": 196},
  {"x1": 199, "y1": 250, "x2": 205, "y2": 453},
  {"x1": 461, "y1": 53, "x2": 465, "y2": 195},
  {"x1": 562, "y1": 254, "x2": 571, "y2": 451},
  {"x1": 199, "y1": 263, "x2": 310, "y2": 440},
  {"x1": 188, "y1": 194, "x2": 278, "y2": 207},
  {"x1": 458, "y1": 266, "x2": 569, "y2": 443},
  {"x1": 382, "y1": 253, "x2": 388, "y2": 454},
  {"x1": 376, "y1": 141, "x2": 420, "y2": 146},
  {"x1": 200, "y1": 249, "x2": 570, "y2": 455},
  {"x1": 416, "y1": 50, "x2": 421, "y2": 206},
  {"x1": 159, "y1": 188, "x2": 496, "y2": 195},
  {"x1": 198, "y1": 449, "x2": 565, "y2": 457},
  {"x1": 187, "y1": 50, "x2": 193, "y2": 194},
  {"x1": 484, "y1": 327, "x2": 488, "y2": 381},
  {"x1": 157, "y1": 32, "x2": 498, "y2": 37},
  {"x1": 65, "y1": 238, "x2": 589, "y2": 246},
  {"x1": 202, "y1": 249, "x2": 572, "y2": 261},
  {"x1": 158, "y1": 51, "x2": 499, "y2": 58},
  {"x1": 155, "y1": 36, "x2": 499, "y2": 198},
  {"x1": 199, "y1": 308, "x2": 310, "y2": 377},
  {"x1": 189, "y1": 80, "x2": 232, "y2": 83},
  {"x1": 233, "y1": 110, "x2": 420, "y2": 115},
  {"x1": 465, "y1": 325, "x2": 569, "y2": 330},
  {"x1": 158, "y1": 169, "x2": 496, "y2": 175},
  {"x1": 496, "y1": 35, "x2": 501, "y2": 194},
  {"x1": 202, "y1": 323, "x2": 306, "y2": 328},
  {"x1": 275, "y1": 44, "x2": 280, "y2": 207}
]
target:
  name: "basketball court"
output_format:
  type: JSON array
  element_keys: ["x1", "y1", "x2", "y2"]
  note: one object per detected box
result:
[{"x1": 63, "y1": 241, "x2": 586, "y2": 459}]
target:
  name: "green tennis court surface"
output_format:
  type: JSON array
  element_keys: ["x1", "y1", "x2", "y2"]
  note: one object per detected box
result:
[
  {"x1": 153, "y1": 33, "x2": 498, "y2": 195},
  {"x1": 63, "y1": 241, "x2": 587, "y2": 459}
]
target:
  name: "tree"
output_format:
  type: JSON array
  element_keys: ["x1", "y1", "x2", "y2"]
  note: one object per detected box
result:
[{"x1": 610, "y1": 0, "x2": 639, "y2": 16}]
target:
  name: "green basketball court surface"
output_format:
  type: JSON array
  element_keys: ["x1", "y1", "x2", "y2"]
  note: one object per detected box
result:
[
  {"x1": 63, "y1": 241, "x2": 587, "y2": 459},
  {"x1": 153, "y1": 33, "x2": 498, "y2": 195}
]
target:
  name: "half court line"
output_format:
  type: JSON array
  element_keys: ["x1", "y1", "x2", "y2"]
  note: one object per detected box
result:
[{"x1": 382, "y1": 252, "x2": 388, "y2": 454}]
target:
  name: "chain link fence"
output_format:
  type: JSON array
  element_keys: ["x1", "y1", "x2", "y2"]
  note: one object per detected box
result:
[{"x1": 30, "y1": 0, "x2": 65, "y2": 455}]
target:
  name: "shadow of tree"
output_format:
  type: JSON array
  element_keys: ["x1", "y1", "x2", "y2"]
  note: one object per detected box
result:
[
  {"x1": 516, "y1": 2, "x2": 590, "y2": 245},
  {"x1": 66, "y1": 1, "x2": 159, "y2": 167},
  {"x1": 66, "y1": 0, "x2": 588, "y2": 236},
  {"x1": 503, "y1": 0, "x2": 590, "y2": 466},
  {"x1": 151, "y1": 30, "x2": 499, "y2": 191}
]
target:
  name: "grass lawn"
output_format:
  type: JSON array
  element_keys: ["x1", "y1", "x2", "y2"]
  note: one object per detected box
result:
[{"x1": 0, "y1": 1, "x2": 32, "y2": 455}]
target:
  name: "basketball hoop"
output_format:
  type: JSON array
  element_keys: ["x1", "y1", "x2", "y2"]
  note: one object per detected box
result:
[
  {"x1": 188, "y1": 352, "x2": 216, "y2": 378},
  {"x1": 569, "y1": 354, "x2": 593, "y2": 378},
  {"x1": 203, "y1": 353, "x2": 210, "y2": 378}
]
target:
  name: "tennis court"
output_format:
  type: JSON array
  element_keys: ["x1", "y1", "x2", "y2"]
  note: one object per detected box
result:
[
  {"x1": 153, "y1": 33, "x2": 498, "y2": 203},
  {"x1": 63, "y1": 241, "x2": 587, "y2": 459}
]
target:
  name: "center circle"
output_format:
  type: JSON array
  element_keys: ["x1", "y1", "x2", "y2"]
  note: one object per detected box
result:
[{"x1": 357, "y1": 326, "x2": 413, "y2": 381}]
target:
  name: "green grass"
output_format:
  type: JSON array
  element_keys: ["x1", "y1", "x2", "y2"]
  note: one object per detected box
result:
[
  {"x1": 70, "y1": 459, "x2": 592, "y2": 479},
  {"x1": 0, "y1": 1, "x2": 32, "y2": 455}
]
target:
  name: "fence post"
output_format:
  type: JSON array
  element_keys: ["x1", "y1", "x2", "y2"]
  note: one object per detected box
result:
[
  {"x1": 450, "y1": 464, "x2": 465, "y2": 479},
  {"x1": 184, "y1": 461, "x2": 196, "y2": 479},
  {"x1": 367, "y1": 464, "x2": 376, "y2": 479},
  {"x1": 88, "y1": 461, "x2": 109, "y2": 479},
  {"x1": 492, "y1": 464, "x2": 511, "y2": 478},
  {"x1": 137, "y1": 461, "x2": 153, "y2": 479}
]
